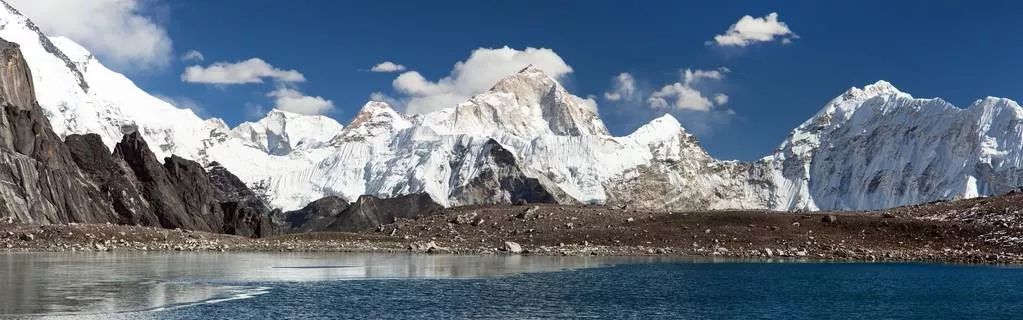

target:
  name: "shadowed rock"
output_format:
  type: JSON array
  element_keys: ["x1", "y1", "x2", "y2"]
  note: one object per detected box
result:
[
  {"x1": 450, "y1": 139, "x2": 574, "y2": 205},
  {"x1": 0, "y1": 38, "x2": 117, "y2": 224},
  {"x1": 283, "y1": 196, "x2": 350, "y2": 232},
  {"x1": 113, "y1": 133, "x2": 274, "y2": 237},
  {"x1": 0, "y1": 37, "x2": 277, "y2": 237},
  {"x1": 207, "y1": 162, "x2": 279, "y2": 237},
  {"x1": 65, "y1": 133, "x2": 157, "y2": 226},
  {"x1": 285, "y1": 193, "x2": 442, "y2": 232}
]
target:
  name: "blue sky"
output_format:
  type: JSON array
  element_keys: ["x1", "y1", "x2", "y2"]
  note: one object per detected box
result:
[{"x1": 13, "y1": 1, "x2": 1023, "y2": 160}]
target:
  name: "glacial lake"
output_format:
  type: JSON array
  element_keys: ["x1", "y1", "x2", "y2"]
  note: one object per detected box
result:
[{"x1": 2, "y1": 253, "x2": 1022, "y2": 319}]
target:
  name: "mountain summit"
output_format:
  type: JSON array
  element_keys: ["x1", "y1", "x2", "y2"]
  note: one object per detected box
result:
[{"x1": 4, "y1": 0, "x2": 1023, "y2": 212}]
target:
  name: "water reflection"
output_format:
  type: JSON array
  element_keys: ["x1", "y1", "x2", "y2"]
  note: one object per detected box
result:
[{"x1": 0, "y1": 252, "x2": 674, "y2": 316}]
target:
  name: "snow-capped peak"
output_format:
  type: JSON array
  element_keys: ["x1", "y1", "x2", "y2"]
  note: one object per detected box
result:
[
  {"x1": 229, "y1": 108, "x2": 343, "y2": 155},
  {"x1": 628, "y1": 113, "x2": 686, "y2": 139},
  {"x1": 794, "y1": 80, "x2": 914, "y2": 133},
  {"x1": 419, "y1": 66, "x2": 609, "y2": 138},
  {"x1": 838, "y1": 80, "x2": 907, "y2": 102},
  {"x1": 488, "y1": 65, "x2": 561, "y2": 97},
  {"x1": 12, "y1": 0, "x2": 1023, "y2": 216},
  {"x1": 333, "y1": 101, "x2": 411, "y2": 143},
  {"x1": 352, "y1": 101, "x2": 401, "y2": 124}
]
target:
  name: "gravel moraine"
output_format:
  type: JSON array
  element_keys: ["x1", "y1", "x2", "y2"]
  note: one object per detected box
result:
[{"x1": 4, "y1": 201, "x2": 1023, "y2": 265}]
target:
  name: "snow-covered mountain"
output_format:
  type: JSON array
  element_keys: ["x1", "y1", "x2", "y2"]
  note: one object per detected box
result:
[
  {"x1": 0, "y1": 1, "x2": 344, "y2": 200},
  {"x1": 4, "y1": 0, "x2": 1023, "y2": 213},
  {"x1": 759, "y1": 81, "x2": 1023, "y2": 211}
]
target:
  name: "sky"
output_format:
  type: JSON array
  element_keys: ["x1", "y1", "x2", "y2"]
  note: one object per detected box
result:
[{"x1": 9, "y1": 0, "x2": 1023, "y2": 161}]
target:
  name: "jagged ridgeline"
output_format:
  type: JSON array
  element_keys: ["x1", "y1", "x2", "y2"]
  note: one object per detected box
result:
[
  {"x1": 0, "y1": 38, "x2": 275, "y2": 237},
  {"x1": 4, "y1": 0, "x2": 1023, "y2": 216}
]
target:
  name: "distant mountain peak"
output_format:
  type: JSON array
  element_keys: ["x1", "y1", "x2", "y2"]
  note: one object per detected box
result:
[
  {"x1": 358, "y1": 101, "x2": 397, "y2": 115},
  {"x1": 335, "y1": 101, "x2": 411, "y2": 142},
  {"x1": 841, "y1": 80, "x2": 905, "y2": 101},
  {"x1": 490, "y1": 65, "x2": 559, "y2": 94}
]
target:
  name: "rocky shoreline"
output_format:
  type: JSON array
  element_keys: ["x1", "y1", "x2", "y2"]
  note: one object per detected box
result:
[{"x1": 4, "y1": 203, "x2": 1023, "y2": 265}]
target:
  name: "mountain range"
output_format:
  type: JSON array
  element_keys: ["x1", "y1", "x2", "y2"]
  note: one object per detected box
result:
[{"x1": 2, "y1": 1, "x2": 1022, "y2": 218}]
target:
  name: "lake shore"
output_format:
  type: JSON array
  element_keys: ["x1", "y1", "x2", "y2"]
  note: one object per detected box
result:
[{"x1": 3, "y1": 204, "x2": 1022, "y2": 264}]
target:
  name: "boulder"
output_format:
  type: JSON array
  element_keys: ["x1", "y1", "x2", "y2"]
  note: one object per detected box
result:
[{"x1": 503, "y1": 241, "x2": 523, "y2": 254}]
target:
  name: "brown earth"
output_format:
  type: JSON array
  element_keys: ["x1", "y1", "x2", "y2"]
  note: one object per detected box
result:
[{"x1": 4, "y1": 196, "x2": 1023, "y2": 264}]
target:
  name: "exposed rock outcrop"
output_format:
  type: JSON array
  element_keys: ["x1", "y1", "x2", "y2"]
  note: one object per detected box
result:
[
  {"x1": 285, "y1": 193, "x2": 442, "y2": 232},
  {"x1": 207, "y1": 162, "x2": 279, "y2": 237},
  {"x1": 0, "y1": 38, "x2": 274, "y2": 237},
  {"x1": 113, "y1": 133, "x2": 274, "y2": 237},
  {"x1": 0, "y1": 38, "x2": 117, "y2": 224},
  {"x1": 65, "y1": 133, "x2": 157, "y2": 225},
  {"x1": 283, "y1": 196, "x2": 350, "y2": 233},
  {"x1": 450, "y1": 139, "x2": 573, "y2": 205},
  {"x1": 114, "y1": 132, "x2": 222, "y2": 232}
]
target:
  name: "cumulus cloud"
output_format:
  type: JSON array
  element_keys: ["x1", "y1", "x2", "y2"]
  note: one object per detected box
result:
[
  {"x1": 708, "y1": 12, "x2": 798, "y2": 47},
  {"x1": 181, "y1": 50, "x2": 204, "y2": 62},
  {"x1": 647, "y1": 68, "x2": 730, "y2": 111},
  {"x1": 368, "y1": 91, "x2": 401, "y2": 107},
  {"x1": 713, "y1": 93, "x2": 729, "y2": 105},
  {"x1": 370, "y1": 61, "x2": 406, "y2": 73},
  {"x1": 267, "y1": 87, "x2": 334, "y2": 115},
  {"x1": 179, "y1": 55, "x2": 331, "y2": 116},
  {"x1": 604, "y1": 73, "x2": 637, "y2": 102},
  {"x1": 8, "y1": 0, "x2": 173, "y2": 71},
  {"x1": 390, "y1": 46, "x2": 573, "y2": 114},
  {"x1": 181, "y1": 58, "x2": 305, "y2": 84}
]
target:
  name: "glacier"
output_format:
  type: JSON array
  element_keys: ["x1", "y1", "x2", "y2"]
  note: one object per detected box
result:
[{"x1": 2, "y1": 0, "x2": 1023, "y2": 212}]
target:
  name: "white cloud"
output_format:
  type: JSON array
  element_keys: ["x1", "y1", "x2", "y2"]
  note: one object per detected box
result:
[
  {"x1": 369, "y1": 91, "x2": 401, "y2": 106},
  {"x1": 181, "y1": 58, "x2": 305, "y2": 84},
  {"x1": 267, "y1": 87, "x2": 334, "y2": 115},
  {"x1": 646, "y1": 68, "x2": 730, "y2": 112},
  {"x1": 370, "y1": 61, "x2": 406, "y2": 73},
  {"x1": 8, "y1": 0, "x2": 173, "y2": 71},
  {"x1": 683, "y1": 68, "x2": 726, "y2": 84},
  {"x1": 181, "y1": 50, "x2": 204, "y2": 62},
  {"x1": 391, "y1": 46, "x2": 574, "y2": 114},
  {"x1": 708, "y1": 12, "x2": 798, "y2": 47},
  {"x1": 648, "y1": 84, "x2": 713, "y2": 111},
  {"x1": 575, "y1": 95, "x2": 599, "y2": 114},
  {"x1": 713, "y1": 93, "x2": 729, "y2": 105},
  {"x1": 604, "y1": 72, "x2": 637, "y2": 102}
]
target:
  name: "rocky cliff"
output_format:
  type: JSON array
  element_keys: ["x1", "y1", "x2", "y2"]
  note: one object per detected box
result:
[
  {"x1": 0, "y1": 38, "x2": 274, "y2": 237},
  {"x1": 284, "y1": 193, "x2": 442, "y2": 232},
  {"x1": 0, "y1": 38, "x2": 118, "y2": 224}
]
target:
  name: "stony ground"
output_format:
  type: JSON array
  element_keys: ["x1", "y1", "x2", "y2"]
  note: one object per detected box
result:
[{"x1": 4, "y1": 199, "x2": 1023, "y2": 264}]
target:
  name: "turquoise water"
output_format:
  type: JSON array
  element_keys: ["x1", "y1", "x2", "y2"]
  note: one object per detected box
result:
[{"x1": 2, "y1": 253, "x2": 1022, "y2": 319}]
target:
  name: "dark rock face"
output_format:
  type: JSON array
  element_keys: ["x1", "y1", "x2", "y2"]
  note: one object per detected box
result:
[
  {"x1": 112, "y1": 133, "x2": 274, "y2": 237},
  {"x1": 285, "y1": 193, "x2": 442, "y2": 232},
  {"x1": 65, "y1": 133, "x2": 157, "y2": 226},
  {"x1": 114, "y1": 132, "x2": 221, "y2": 232},
  {"x1": 0, "y1": 39, "x2": 118, "y2": 224},
  {"x1": 207, "y1": 162, "x2": 279, "y2": 237},
  {"x1": 450, "y1": 139, "x2": 574, "y2": 205},
  {"x1": 0, "y1": 37, "x2": 274, "y2": 238},
  {"x1": 283, "y1": 196, "x2": 350, "y2": 232}
]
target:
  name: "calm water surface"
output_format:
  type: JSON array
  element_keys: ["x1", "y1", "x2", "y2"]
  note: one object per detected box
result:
[{"x1": 1, "y1": 252, "x2": 1022, "y2": 319}]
